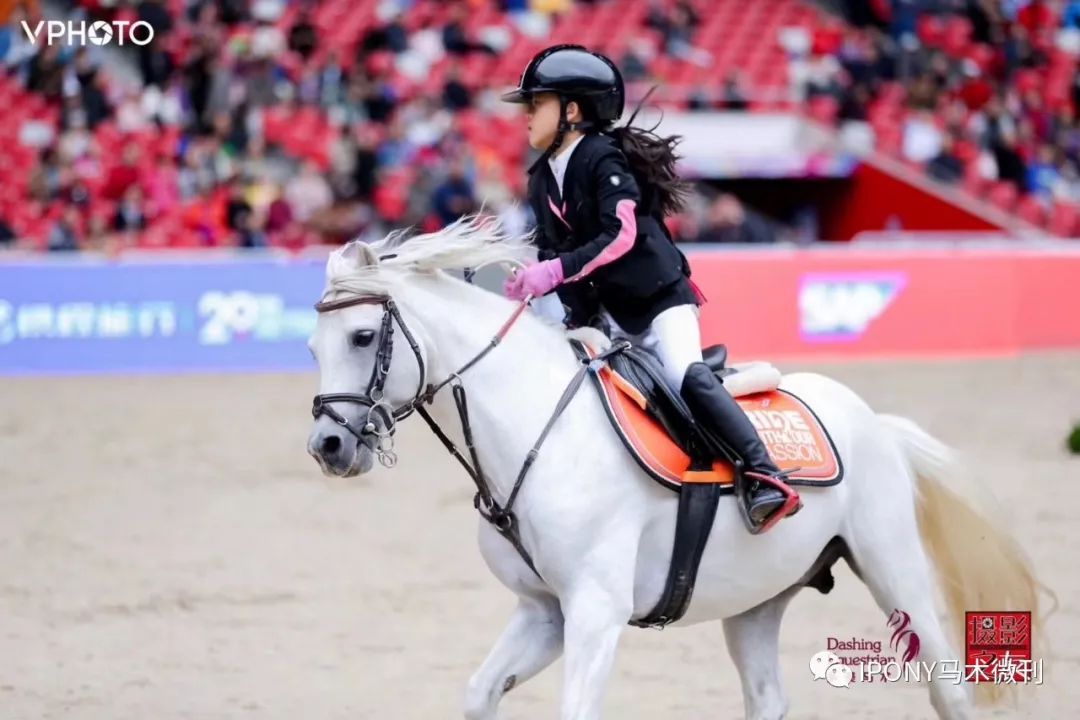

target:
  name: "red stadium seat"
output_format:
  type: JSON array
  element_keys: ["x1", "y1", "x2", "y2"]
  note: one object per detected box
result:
[
  {"x1": 966, "y1": 44, "x2": 996, "y2": 73},
  {"x1": 1014, "y1": 69, "x2": 1042, "y2": 96},
  {"x1": 807, "y1": 95, "x2": 839, "y2": 125},
  {"x1": 1048, "y1": 201, "x2": 1080, "y2": 238},
  {"x1": 1015, "y1": 195, "x2": 1047, "y2": 226},
  {"x1": 877, "y1": 82, "x2": 906, "y2": 107},
  {"x1": 811, "y1": 21, "x2": 843, "y2": 56},
  {"x1": 917, "y1": 15, "x2": 945, "y2": 47},
  {"x1": 962, "y1": 162, "x2": 987, "y2": 195},
  {"x1": 987, "y1": 182, "x2": 1019, "y2": 211},
  {"x1": 877, "y1": 126, "x2": 903, "y2": 155},
  {"x1": 942, "y1": 16, "x2": 973, "y2": 57},
  {"x1": 953, "y1": 139, "x2": 979, "y2": 164}
]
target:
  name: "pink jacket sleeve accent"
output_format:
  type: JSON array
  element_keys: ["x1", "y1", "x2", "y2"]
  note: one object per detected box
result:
[{"x1": 563, "y1": 198, "x2": 637, "y2": 282}]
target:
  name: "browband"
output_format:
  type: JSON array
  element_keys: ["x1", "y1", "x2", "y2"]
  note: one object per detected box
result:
[{"x1": 314, "y1": 294, "x2": 390, "y2": 313}]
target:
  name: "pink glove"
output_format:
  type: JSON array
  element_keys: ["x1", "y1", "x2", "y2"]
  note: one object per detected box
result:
[{"x1": 505, "y1": 259, "x2": 564, "y2": 300}]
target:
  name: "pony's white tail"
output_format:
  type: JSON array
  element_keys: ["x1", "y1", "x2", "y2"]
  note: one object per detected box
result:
[{"x1": 879, "y1": 414, "x2": 1040, "y2": 706}]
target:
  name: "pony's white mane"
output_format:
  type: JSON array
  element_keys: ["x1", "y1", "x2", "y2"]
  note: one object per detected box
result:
[
  {"x1": 321, "y1": 214, "x2": 613, "y2": 350},
  {"x1": 324, "y1": 215, "x2": 535, "y2": 298}
]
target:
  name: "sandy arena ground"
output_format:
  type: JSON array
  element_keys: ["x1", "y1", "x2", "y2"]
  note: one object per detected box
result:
[{"x1": 2, "y1": 353, "x2": 1078, "y2": 719}]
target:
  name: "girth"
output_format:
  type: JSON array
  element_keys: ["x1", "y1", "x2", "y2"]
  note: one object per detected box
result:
[{"x1": 571, "y1": 340, "x2": 738, "y2": 629}]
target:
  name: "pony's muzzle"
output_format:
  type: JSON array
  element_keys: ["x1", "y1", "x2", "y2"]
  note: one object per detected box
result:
[
  {"x1": 319, "y1": 433, "x2": 342, "y2": 457},
  {"x1": 308, "y1": 418, "x2": 374, "y2": 477}
]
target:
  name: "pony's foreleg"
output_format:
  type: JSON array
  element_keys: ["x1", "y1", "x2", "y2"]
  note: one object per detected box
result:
[
  {"x1": 722, "y1": 587, "x2": 797, "y2": 720},
  {"x1": 559, "y1": 582, "x2": 631, "y2": 720},
  {"x1": 464, "y1": 596, "x2": 564, "y2": 720}
]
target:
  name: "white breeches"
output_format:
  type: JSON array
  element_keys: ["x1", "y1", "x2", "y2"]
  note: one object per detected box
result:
[
  {"x1": 610, "y1": 304, "x2": 702, "y2": 390},
  {"x1": 531, "y1": 295, "x2": 703, "y2": 390}
]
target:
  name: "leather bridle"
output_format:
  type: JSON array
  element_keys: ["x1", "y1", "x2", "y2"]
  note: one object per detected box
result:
[
  {"x1": 312, "y1": 290, "x2": 623, "y2": 577},
  {"x1": 311, "y1": 294, "x2": 420, "y2": 467},
  {"x1": 311, "y1": 292, "x2": 531, "y2": 464}
]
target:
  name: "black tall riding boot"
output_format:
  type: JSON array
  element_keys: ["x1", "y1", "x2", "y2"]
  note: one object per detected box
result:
[{"x1": 680, "y1": 362, "x2": 800, "y2": 530}]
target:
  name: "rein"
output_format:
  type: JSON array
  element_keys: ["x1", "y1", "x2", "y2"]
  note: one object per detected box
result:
[{"x1": 312, "y1": 290, "x2": 626, "y2": 577}]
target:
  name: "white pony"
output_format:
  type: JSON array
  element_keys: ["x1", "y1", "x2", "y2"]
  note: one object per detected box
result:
[{"x1": 306, "y1": 219, "x2": 1038, "y2": 720}]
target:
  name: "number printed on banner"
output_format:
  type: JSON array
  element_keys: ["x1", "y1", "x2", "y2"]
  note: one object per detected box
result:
[{"x1": 198, "y1": 291, "x2": 285, "y2": 345}]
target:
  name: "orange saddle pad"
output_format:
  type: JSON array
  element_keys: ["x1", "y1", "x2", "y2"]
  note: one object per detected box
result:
[{"x1": 589, "y1": 356, "x2": 843, "y2": 493}]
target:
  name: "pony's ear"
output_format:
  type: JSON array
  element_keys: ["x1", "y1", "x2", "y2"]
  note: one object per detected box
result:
[
  {"x1": 326, "y1": 240, "x2": 379, "y2": 280},
  {"x1": 339, "y1": 240, "x2": 380, "y2": 267},
  {"x1": 332, "y1": 240, "x2": 379, "y2": 268},
  {"x1": 354, "y1": 242, "x2": 380, "y2": 267}
]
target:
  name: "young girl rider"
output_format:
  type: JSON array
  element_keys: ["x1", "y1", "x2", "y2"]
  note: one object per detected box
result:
[{"x1": 501, "y1": 44, "x2": 800, "y2": 533}]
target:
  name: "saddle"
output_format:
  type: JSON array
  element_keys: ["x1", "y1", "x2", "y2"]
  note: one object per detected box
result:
[
  {"x1": 570, "y1": 339, "x2": 843, "y2": 629},
  {"x1": 572, "y1": 341, "x2": 843, "y2": 492}
]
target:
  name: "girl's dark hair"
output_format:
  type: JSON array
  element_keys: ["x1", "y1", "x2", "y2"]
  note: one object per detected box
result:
[{"x1": 605, "y1": 87, "x2": 689, "y2": 216}]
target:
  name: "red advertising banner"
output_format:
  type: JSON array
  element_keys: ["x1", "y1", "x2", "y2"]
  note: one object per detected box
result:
[{"x1": 688, "y1": 246, "x2": 1080, "y2": 361}]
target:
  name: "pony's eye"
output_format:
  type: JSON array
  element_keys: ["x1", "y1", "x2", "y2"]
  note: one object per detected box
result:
[{"x1": 351, "y1": 330, "x2": 376, "y2": 348}]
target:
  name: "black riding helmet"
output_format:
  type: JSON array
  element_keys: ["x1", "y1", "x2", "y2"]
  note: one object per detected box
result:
[{"x1": 502, "y1": 44, "x2": 625, "y2": 161}]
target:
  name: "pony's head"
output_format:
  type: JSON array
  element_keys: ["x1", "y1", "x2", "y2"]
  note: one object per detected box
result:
[{"x1": 307, "y1": 216, "x2": 534, "y2": 477}]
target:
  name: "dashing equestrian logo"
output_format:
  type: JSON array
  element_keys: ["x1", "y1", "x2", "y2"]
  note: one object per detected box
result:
[
  {"x1": 889, "y1": 608, "x2": 921, "y2": 664},
  {"x1": 810, "y1": 609, "x2": 922, "y2": 686},
  {"x1": 20, "y1": 19, "x2": 155, "y2": 46}
]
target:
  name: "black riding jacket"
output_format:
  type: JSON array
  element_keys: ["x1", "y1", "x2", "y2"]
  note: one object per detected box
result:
[{"x1": 527, "y1": 133, "x2": 698, "y2": 334}]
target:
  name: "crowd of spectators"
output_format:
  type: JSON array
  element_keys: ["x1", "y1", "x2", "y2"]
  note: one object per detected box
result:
[
  {"x1": 3, "y1": 0, "x2": 1080, "y2": 252},
  {"x1": 0, "y1": 0, "x2": 797, "y2": 252},
  {"x1": 806, "y1": 0, "x2": 1080, "y2": 214},
  {"x1": 0, "y1": 0, "x2": 499, "y2": 251}
]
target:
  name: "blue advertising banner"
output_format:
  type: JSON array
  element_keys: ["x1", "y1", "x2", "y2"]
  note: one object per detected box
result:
[{"x1": 0, "y1": 257, "x2": 326, "y2": 375}]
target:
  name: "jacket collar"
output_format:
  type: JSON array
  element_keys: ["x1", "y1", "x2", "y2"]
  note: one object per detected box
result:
[{"x1": 547, "y1": 134, "x2": 584, "y2": 197}]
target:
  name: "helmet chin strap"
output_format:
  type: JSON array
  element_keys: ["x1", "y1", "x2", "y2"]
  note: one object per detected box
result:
[
  {"x1": 528, "y1": 96, "x2": 595, "y2": 174},
  {"x1": 548, "y1": 96, "x2": 572, "y2": 156}
]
